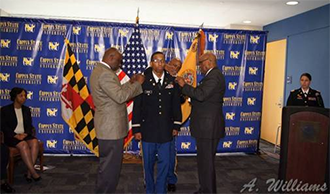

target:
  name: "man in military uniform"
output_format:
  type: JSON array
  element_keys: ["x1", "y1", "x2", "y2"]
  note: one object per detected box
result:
[
  {"x1": 165, "y1": 58, "x2": 182, "y2": 77},
  {"x1": 164, "y1": 58, "x2": 183, "y2": 192},
  {"x1": 287, "y1": 73, "x2": 324, "y2": 107},
  {"x1": 132, "y1": 52, "x2": 182, "y2": 194}
]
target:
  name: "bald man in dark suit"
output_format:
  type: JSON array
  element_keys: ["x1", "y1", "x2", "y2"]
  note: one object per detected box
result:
[{"x1": 176, "y1": 53, "x2": 226, "y2": 193}]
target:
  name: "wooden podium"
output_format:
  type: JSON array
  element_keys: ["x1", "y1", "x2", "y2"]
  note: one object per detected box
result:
[{"x1": 279, "y1": 106, "x2": 329, "y2": 191}]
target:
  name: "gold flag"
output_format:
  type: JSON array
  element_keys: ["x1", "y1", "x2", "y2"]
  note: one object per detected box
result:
[{"x1": 177, "y1": 30, "x2": 204, "y2": 123}]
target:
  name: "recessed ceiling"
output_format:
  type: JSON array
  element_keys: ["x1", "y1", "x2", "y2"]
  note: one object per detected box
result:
[{"x1": 0, "y1": 0, "x2": 329, "y2": 28}]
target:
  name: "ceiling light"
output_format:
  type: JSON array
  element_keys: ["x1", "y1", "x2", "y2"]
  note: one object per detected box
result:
[
  {"x1": 286, "y1": 1, "x2": 299, "y2": 6},
  {"x1": 243, "y1": 20, "x2": 252, "y2": 24}
]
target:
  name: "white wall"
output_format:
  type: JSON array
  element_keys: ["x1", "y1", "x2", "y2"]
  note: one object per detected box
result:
[
  {"x1": 0, "y1": 9, "x2": 9, "y2": 16},
  {"x1": 0, "y1": 0, "x2": 246, "y2": 28},
  {"x1": 1, "y1": 0, "x2": 328, "y2": 30},
  {"x1": 0, "y1": 0, "x2": 278, "y2": 30}
]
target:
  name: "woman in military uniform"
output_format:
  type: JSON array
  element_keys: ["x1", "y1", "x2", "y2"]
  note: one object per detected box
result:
[{"x1": 287, "y1": 73, "x2": 324, "y2": 107}]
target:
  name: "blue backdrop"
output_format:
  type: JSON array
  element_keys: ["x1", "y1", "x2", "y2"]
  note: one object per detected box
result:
[{"x1": 0, "y1": 17, "x2": 267, "y2": 155}]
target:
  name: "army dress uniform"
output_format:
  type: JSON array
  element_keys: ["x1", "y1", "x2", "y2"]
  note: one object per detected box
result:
[
  {"x1": 287, "y1": 88, "x2": 324, "y2": 107},
  {"x1": 167, "y1": 88, "x2": 186, "y2": 191},
  {"x1": 132, "y1": 67, "x2": 182, "y2": 194}
]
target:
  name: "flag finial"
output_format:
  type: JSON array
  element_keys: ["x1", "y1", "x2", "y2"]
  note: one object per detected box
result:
[
  {"x1": 199, "y1": 22, "x2": 204, "y2": 29},
  {"x1": 136, "y1": 8, "x2": 139, "y2": 24},
  {"x1": 195, "y1": 23, "x2": 204, "y2": 38}
]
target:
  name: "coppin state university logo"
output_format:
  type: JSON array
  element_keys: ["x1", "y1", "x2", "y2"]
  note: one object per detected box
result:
[
  {"x1": 47, "y1": 75, "x2": 58, "y2": 84},
  {"x1": 72, "y1": 26, "x2": 81, "y2": 35},
  {"x1": 1, "y1": 39, "x2": 11, "y2": 48},
  {"x1": 181, "y1": 142, "x2": 191, "y2": 149},
  {"x1": 208, "y1": 33, "x2": 219, "y2": 43},
  {"x1": 0, "y1": 73, "x2": 10, "y2": 82},
  {"x1": 23, "y1": 57, "x2": 34, "y2": 66},
  {"x1": 25, "y1": 24, "x2": 36, "y2": 32},
  {"x1": 250, "y1": 35, "x2": 260, "y2": 44},
  {"x1": 244, "y1": 127, "x2": 254, "y2": 134},
  {"x1": 118, "y1": 29, "x2": 129, "y2": 37},
  {"x1": 182, "y1": 69, "x2": 195, "y2": 86},
  {"x1": 223, "y1": 141, "x2": 233, "y2": 148},
  {"x1": 27, "y1": 91, "x2": 33, "y2": 100},
  {"x1": 47, "y1": 108, "x2": 58, "y2": 117},
  {"x1": 49, "y1": 42, "x2": 60, "y2": 51},
  {"x1": 46, "y1": 140, "x2": 57, "y2": 148},
  {"x1": 165, "y1": 31, "x2": 174, "y2": 40}
]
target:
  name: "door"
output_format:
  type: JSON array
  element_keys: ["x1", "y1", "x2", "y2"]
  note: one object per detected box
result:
[{"x1": 261, "y1": 39, "x2": 287, "y2": 144}]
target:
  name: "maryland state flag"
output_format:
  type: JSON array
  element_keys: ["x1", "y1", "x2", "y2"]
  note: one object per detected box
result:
[
  {"x1": 177, "y1": 29, "x2": 205, "y2": 123},
  {"x1": 60, "y1": 39, "x2": 99, "y2": 156}
]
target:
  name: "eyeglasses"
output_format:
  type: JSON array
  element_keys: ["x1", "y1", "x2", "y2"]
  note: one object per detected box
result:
[
  {"x1": 152, "y1": 59, "x2": 165, "y2": 63},
  {"x1": 198, "y1": 58, "x2": 209, "y2": 65}
]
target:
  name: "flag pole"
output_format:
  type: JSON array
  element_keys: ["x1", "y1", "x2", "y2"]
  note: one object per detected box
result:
[
  {"x1": 122, "y1": 10, "x2": 144, "y2": 164},
  {"x1": 196, "y1": 22, "x2": 205, "y2": 72}
]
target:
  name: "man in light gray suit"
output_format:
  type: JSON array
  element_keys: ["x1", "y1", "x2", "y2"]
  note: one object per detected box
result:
[{"x1": 90, "y1": 48, "x2": 145, "y2": 193}]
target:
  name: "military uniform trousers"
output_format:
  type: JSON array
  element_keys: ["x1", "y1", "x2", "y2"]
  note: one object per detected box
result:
[
  {"x1": 142, "y1": 141, "x2": 171, "y2": 194},
  {"x1": 167, "y1": 137, "x2": 178, "y2": 185}
]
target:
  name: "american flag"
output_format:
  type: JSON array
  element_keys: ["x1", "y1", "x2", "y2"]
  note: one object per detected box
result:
[
  {"x1": 122, "y1": 24, "x2": 148, "y2": 76},
  {"x1": 118, "y1": 19, "x2": 148, "y2": 148}
]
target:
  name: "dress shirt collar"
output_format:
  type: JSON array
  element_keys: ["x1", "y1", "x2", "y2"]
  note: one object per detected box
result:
[
  {"x1": 205, "y1": 67, "x2": 214, "y2": 76},
  {"x1": 100, "y1": 61, "x2": 111, "y2": 69},
  {"x1": 301, "y1": 88, "x2": 309, "y2": 94},
  {"x1": 152, "y1": 71, "x2": 165, "y2": 85}
]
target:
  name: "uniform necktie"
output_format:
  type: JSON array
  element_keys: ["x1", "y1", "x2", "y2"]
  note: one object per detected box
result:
[{"x1": 157, "y1": 79, "x2": 162, "y2": 89}]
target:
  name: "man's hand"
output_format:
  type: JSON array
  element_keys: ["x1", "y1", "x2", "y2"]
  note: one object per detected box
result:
[
  {"x1": 135, "y1": 74, "x2": 145, "y2": 84},
  {"x1": 134, "y1": 132, "x2": 142, "y2": 141},
  {"x1": 172, "y1": 130, "x2": 178, "y2": 136},
  {"x1": 130, "y1": 74, "x2": 145, "y2": 84},
  {"x1": 175, "y1": 76, "x2": 186, "y2": 87},
  {"x1": 130, "y1": 74, "x2": 138, "y2": 83}
]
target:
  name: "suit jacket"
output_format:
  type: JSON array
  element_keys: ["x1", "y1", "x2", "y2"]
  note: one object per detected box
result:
[
  {"x1": 132, "y1": 68, "x2": 182, "y2": 143},
  {"x1": 287, "y1": 88, "x2": 324, "y2": 107},
  {"x1": 90, "y1": 62, "x2": 143, "y2": 140},
  {"x1": 182, "y1": 67, "x2": 226, "y2": 139},
  {"x1": 0, "y1": 103, "x2": 33, "y2": 139}
]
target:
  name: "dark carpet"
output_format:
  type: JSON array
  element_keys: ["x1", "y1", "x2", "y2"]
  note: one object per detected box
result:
[{"x1": 8, "y1": 140, "x2": 279, "y2": 193}]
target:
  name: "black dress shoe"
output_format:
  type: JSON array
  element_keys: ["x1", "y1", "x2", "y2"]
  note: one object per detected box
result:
[
  {"x1": 1, "y1": 182, "x2": 15, "y2": 193},
  {"x1": 24, "y1": 174, "x2": 32, "y2": 183},
  {"x1": 168, "y1": 184, "x2": 176, "y2": 192},
  {"x1": 32, "y1": 176, "x2": 42, "y2": 182}
]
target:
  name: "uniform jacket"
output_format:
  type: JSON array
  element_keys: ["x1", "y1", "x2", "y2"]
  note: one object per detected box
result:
[
  {"x1": 132, "y1": 68, "x2": 182, "y2": 143},
  {"x1": 287, "y1": 88, "x2": 324, "y2": 107},
  {"x1": 182, "y1": 67, "x2": 226, "y2": 139},
  {"x1": 90, "y1": 62, "x2": 143, "y2": 140}
]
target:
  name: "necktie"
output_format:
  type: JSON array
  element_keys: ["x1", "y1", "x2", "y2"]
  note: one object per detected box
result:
[{"x1": 157, "y1": 79, "x2": 162, "y2": 89}]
